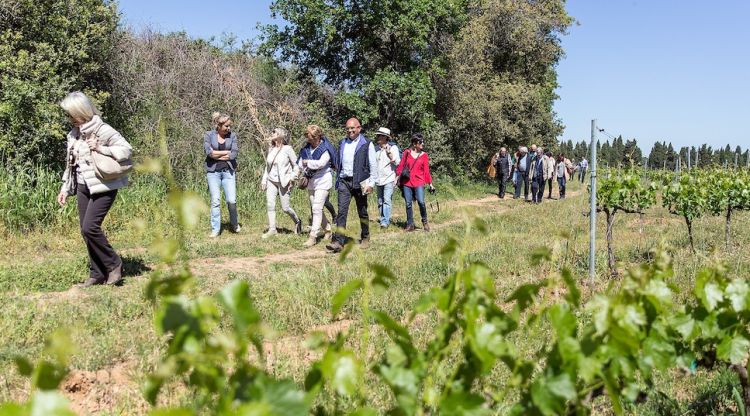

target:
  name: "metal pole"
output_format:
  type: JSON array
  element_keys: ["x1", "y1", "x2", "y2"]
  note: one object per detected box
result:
[
  {"x1": 687, "y1": 150, "x2": 691, "y2": 170},
  {"x1": 734, "y1": 153, "x2": 738, "y2": 170},
  {"x1": 589, "y1": 119, "x2": 598, "y2": 285}
]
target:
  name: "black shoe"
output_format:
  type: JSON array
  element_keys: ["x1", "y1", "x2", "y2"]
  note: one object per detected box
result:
[
  {"x1": 295, "y1": 219, "x2": 303, "y2": 235},
  {"x1": 326, "y1": 240, "x2": 343, "y2": 253},
  {"x1": 106, "y1": 261, "x2": 123, "y2": 285},
  {"x1": 75, "y1": 277, "x2": 105, "y2": 288}
]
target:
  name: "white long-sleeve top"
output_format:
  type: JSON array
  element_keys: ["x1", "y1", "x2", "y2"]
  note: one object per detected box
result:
[
  {"x1": 375, "y1": 144, "x2": 401, "y2": 185},
  {"x1": 298, "y1": 149, "x2": 332, "y2": 191}
]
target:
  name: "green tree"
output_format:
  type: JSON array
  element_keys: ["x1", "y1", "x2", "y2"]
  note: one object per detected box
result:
[
  {"x1": 0, "y1": 0, "x2": 119, "y2": 167},
  {"x1": 260, "y1": 0, "x2": 468, "y2": 137}
]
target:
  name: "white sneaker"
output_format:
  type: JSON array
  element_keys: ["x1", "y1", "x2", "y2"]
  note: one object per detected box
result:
[
  {"x1": 233, "y1": 224, "x2": 241, "y2": 233},
  {"x1": 209, "y1": 230, "x2": 220, "y2": 238},
  {"x1": 262, "y1": 229, "x2": 278, "y2": 239}
]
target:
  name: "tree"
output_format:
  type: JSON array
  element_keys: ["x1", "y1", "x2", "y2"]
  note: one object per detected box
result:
[{"x1": 0, "y1": 0, "x2": 119, "y2": 168}]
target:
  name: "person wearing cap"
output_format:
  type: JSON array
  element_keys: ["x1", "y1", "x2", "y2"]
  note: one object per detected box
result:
[
  {"x1": 326, "y1": 118, "x2": 378, "y2": 253},
  {"x1": 261, "y1": 127, "x2": 303, "y2": 239},
  {"x1": 374, "y1": 127, "x2": 401, "y2": 228},
  {"x1": 396, "y1": 133, "x2": 434, "y2": 232}
]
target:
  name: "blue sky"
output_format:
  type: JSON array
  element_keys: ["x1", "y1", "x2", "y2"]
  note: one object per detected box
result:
[{"x1": 118, "y1": 0, "x2": 750, "y2": 152}]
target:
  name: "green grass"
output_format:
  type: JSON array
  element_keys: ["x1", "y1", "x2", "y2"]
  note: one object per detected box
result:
[{"x1": 1, "y1": 173, "x2": 749, "y2": 413}]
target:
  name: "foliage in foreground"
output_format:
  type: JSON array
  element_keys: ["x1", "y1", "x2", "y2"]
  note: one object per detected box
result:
[{"x1": 5, "y1": 160, "x2": 750, "y2": 415}]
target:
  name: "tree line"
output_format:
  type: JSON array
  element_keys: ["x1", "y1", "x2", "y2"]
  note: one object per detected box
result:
[
  {"x1": 0, "y1": 0, "x2": 575, "y2": 180},
  {"x1": 554, "y1": 136, "x2": 748, "y2": 170}
]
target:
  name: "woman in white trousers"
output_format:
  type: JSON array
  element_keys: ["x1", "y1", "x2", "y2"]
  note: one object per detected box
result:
[{"x1": 261, "y1": 128, "x2": 302, "y2": 238}]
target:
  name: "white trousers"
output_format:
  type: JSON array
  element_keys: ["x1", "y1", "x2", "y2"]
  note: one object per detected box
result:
[
  {"x1": 266, "y1": 181, "x2": 299, "y2": 230},
  {"x1": 308, "y1": 188, "x2": 330, "y2": 237}
]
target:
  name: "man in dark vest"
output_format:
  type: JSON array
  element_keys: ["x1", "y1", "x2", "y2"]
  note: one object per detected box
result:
[{"x1": 326, "y1": 118, "x2": 379, "y2": 253}]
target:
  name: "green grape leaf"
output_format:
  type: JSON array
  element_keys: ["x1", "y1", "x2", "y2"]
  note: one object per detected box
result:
[
  {"x1": 717, "y1": 335, "x2": 750, "y2": 365},
  {"x1": 331, "y1": 279, "x2": 363, "y2": 318}
]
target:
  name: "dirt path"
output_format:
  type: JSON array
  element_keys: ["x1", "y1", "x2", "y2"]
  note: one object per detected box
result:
[{"x1": 43, "y1": 190, "x2": 583, "y2": 413}]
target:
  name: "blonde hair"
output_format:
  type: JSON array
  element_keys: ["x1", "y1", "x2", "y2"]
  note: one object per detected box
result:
[
  {"x1": 270, "y1": 127, "x2": 290, "y2": 145},
  {"x1": 60, "y1": 91, "x2": 100, "y2": 122},
  {"x1": 211, "y1": 112, "x2": 231, "y2": 129},
  {"x1": 305, "y1": 124, "x2": 323, "y2": 141}
]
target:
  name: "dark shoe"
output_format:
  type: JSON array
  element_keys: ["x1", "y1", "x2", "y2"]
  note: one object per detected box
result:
[
  {"x1": 423, "y1": 222, "x2": 431, "y2": 232},
  {"x1": 75, "y1": 277, "x2": 105, "y2": 288},
  {"x1": 359, "y1": 237, "x2": 370, "y2": 249},
  {"x1": 106, "y1": 261, "x2": 123, "y2": 285},
  {"x1": 405, "y1": 224, "x2": 415, "y2": 232},
  {"x1": 326, "y1": 240, "x2": 343, "y2": 253},
  {"x1": 295, "y1": 219, "x2": 303, "y2": 235}
]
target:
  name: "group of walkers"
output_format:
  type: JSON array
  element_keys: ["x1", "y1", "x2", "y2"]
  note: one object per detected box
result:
[
  {"x1": 255, "y1": 118, "x2": 435, "y2": 253},
  {"x1": 56, "y1": 91, "x2": 438, "y2": 288},
  {"x1": 490, "y1": 144, "x2": 587, "y2": 203},
  {"x1": 55, "y1": 90, "x2": 592, "y2": 288}
]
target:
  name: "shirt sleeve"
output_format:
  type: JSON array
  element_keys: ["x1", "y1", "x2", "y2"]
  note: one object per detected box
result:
[
  {"x1": 367, "y1": 142, "x2": 378, "y2": 187},
  {"x1": 204, "y1": 132, "x2": 213, "y2": 156},
  {"x1": 229, "y1": 134, "x2": 239, "y2": 160},
  {"x1": 306, "y1": 151, "x2": 330, "y2": 170},
  {"x1": 391, "y1": 145, "x2": 401, "y2": 167},
  {"x1": 423, "y1": 153, "x2": 433, "y2": 185}
]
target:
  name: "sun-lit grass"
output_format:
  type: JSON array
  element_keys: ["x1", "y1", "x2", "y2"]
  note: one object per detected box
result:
[{"x1": 0, "y1": 170, "x2": 748, "y2": 413}]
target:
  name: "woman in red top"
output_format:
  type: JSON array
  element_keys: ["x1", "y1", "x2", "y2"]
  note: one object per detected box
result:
[{"x1": 395, "y1": 133, "x2": 435, "y2": 232}]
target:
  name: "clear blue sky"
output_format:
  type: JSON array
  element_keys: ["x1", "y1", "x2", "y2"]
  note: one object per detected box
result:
[{"x1": 118, "y1": 0, "x2": 750, "y2": 152}]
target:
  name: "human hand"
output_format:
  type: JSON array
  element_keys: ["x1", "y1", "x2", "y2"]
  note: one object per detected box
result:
[
  {"x1": 86, "y1": 136, "x2": 98, "y2": 151},
  {"x1": 428, "y1": 184, "x2": 436, "y2": 194},
  {"x1": 57, "y1": 191, "x2": 67, "y2": 206},
  {"x1": 364, "y1": 186, "x2": 373, "y2": 194},
  {"x1": 261, "y1": 181, "x2": 267, "y2": 191},
  {"x1": 302, "y1": 159, "x2": 308, "y2": 167}
]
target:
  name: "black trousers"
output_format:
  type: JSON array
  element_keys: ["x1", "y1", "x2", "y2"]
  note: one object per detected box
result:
[
  {"x1": 579, "y1": 168, "x2": 587, "y2": 183},
  {"x1": 531, "y1": 177, "x2": 545, "y2": 203},
  {"x1": 333, "y1": 178, "x2": 369, "y2": 244},
  {"x1": 546, "y1": 178, "x2": 553, "y2": 197},
  {"x1": 77, "y1": 183, "x2": 120, "y2": 280},
  {"x1": 497, "y1": 174, "x2": 508, "y2": 197},
  {"x1": 514, "y1": 172, "x2": 529, "y2": 199}
]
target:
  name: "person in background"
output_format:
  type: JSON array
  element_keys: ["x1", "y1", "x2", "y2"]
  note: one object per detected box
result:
[
  {"x1": 261, "y1": 127, "x2": 302, "y2": 238},
  {"x1": 326, "y1": 118, "x2": 378, "y2": 253},
  {"x1": 578, "y1": 157, "x2": 588, "y2": 183},
  {"x1": 556, "y1": 153, "x2": 574, "y2": 199},
  {"x1": 298, "y1": 125, "x2": 338, "y2": 247},
  {"x1": 492, "y1": 147, "x2": 512, "y2": 198},
  {"x1": 528, "y1": 147, "x2": 546, "y2": 204},
  {"x1": 204, "y1": 112, "x2": 239, "y2": 237},
  {"x1": 57, "y1": 91, "x2": 132, "y2": 287},
  {"x1": 544, "y1": 150, "x2": 556, "y2": 199},
  {"x1": 395, "y1": 133, "x2": 434, "y2": 232},
  {"x1": 374, "y1": 127, "x2": 400, "y2": 228},
  {"x1": 513, "y1": 146, "x2": 532, "y2": 200}
]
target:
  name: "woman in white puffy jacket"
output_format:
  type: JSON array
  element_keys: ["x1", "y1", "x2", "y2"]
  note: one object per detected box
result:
[
  {"x1": 56, "y1": 91, "x2": 132, "y2": 288},
  {"x1": 261, "y1": 128, "x2": 302, "y2": 238}
]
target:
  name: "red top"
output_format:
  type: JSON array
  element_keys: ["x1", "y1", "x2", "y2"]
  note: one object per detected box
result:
[{"x1": 395, "y1": 150, "x2": 432, "y2": 188}]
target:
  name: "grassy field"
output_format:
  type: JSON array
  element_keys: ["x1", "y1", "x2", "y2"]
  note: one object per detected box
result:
[{"x1": 0, "y1": 175, "x2": 748, "y2": 415}]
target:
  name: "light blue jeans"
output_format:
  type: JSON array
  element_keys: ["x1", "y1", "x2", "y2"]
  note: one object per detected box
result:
[
  {"x1": 207, "y1": 170, "x2": 237, "y2": 233},
  {"x1": 376, "y1": 182, "x2": 395, "y2": 226}
]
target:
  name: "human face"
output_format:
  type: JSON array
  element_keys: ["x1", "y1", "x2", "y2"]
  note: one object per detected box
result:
[
  {"x1": 217, "y1": 120, "x2": 232, "y2": 137},
  {"x1": 376, "y1": 135, "x2": 389, "y2": 147},
  {"x1": 345, "y1": 120, "x2": 361, "y2": 139},
  {"x1": 413, "y1": 139, "x2": 424, "y2": 151},
  {"x1": 306, "y1": 133, "x2": 321, "y2": 146},
  {"x1": 500, "y1": 148, "x2": 507, "y2": 156},
  {"x1": 67, "y1": 114, "x2": 85, "y2": 128}
]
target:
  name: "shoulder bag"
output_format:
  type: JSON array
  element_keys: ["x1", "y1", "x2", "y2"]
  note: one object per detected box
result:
[{"x1": 89, "y1": 128, "x2": 133, "y2": 181}]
